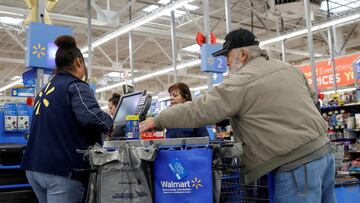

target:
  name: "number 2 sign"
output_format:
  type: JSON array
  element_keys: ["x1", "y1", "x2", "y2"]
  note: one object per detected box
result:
[{"x1": 200, "y1": 44, "x2": 227, "y2": 73}]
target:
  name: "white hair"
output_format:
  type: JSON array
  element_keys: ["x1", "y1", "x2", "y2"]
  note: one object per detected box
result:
[{"x1": 235, "y1": 45, "x2": 269, "y2": 62}]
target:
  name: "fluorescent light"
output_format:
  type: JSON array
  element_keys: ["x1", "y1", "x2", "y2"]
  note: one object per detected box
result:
[
  {"x1": 158, "y1": 0, "x2": 198, "y2": 10},
  {"x1": 260, "y1": 13, "x2": 360, "y2": 47},
  {"x1": 83, "y1": 53, "x2": 89, "y2": 58},
  {"x1": 190, "y1": 85, "x2": 208, "y2": 91},
  {"x1": 0, "y1": 11, "x2": 23, "y2": 17},
  {"x1": 182, "y1": 44, "x2": 200, "y2": 53},
  {"x1": 159, "y1": 0, "x2": 171, "y2": 4},
  {"x1": 164, "y1": 10, "x2": 186, "y2": 18},
  {"x1": 101, "y1": 105, "x2": 108, "y2": 110},
  {"x1": 183, "y1": 4, "x2": 199, "y2": 10},
  {"x1": 105, "y1": 72, "x2": 121, "y2": 78},
  {"x1": 0, "y1": 16, "x2": 23, "y2": 26},
  {"x1": 11, "y1": 76, "x2": 21, "y2": 81},
  {"x1": 0, "y1": 79, "x2": 22, "y2": 92},
  {"x1": 143, "y1": 5, "x2": 159, "y2": 13},
  {"x1": 322, "y1": 87, "x2": 356, "y2": 95},
  {"x1": 96, "y1": 59, "x2": 200, "y2": 93},
  {"x1": 81, "y1": 0, "x2": 193, "y2": 53}
]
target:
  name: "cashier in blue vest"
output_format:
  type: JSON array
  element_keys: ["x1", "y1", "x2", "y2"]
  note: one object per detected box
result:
[
  {"x1": 165, "y1": 83, "x2": 209, "y2": 138},
  {"x1": 21, "y1": 35, "x2": 113, "y2": 203}
]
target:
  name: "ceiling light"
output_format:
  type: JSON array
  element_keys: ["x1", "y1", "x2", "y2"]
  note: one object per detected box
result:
[
  {"x1": 183, "y1": 4, "x2": 199, "y2": 10},
  {"x1": 143, "y1": 5, "x2": 159, "y2": 13},
  {"x1": 260, "y1": 13, "x2": 360, "y2": 47},
  {"x1": 96, "y1": 59, "x2": 200, "y2": 93},
  {"x1": 105, "y1": 72, "x2": 121, "y2": 78},
  {"x1": 0, "y1": 11, "x2": 23, "y2": 17},
  {"x1": 0, "y1": 16, "x2": 23, "y2": 26},
  {"x1": 0, "y1": 79, "x2": 23, "y2": 92},
  {"x1": 190, "y1": 85, "x2": 208, "y2": 91},
  {"x1": 182, "y1": 44, "x2": 200, "y2": 53},
  {"x1": 11, "y1": 76, "x2": 21, "y2": 81},
  {"x1": 159, "y1": 0, "x2": 171, "y2": 4},
  {"x1": 81, "y1": 0, "x2": 194, "y2": 53},
  {"x1": 164, "y1": 10, "x2": 186, "y2": 17}
]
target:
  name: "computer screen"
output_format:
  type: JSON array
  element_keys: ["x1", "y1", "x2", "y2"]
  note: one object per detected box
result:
[{"x1": 113, "y1": 91, "x2": 143, "y2": 126}]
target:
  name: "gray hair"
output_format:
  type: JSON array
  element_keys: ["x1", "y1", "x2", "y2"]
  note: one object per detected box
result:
[{"x1": 235, "y1": 45, "x2": 269, "y2": 62}]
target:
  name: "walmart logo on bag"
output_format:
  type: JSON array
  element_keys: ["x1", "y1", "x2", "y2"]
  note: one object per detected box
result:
[{"x1": 160, "y1": 177, "x2": 204, "y2": 190}]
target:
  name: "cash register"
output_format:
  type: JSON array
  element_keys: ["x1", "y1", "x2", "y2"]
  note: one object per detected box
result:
[{"x1": 111, "y1": 91, "x2": 152, "y2": 140}]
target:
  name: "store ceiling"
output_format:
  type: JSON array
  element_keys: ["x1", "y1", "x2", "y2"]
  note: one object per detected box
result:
[{"x1": 0, "y1": 0, "x2": 359, "y2": 104}]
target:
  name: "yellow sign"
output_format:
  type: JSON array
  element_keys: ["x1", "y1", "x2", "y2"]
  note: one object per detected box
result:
[
  {"x1": 32, "y1": 43, "x2": 46, "y2": 59},
  {"x1": 34, "y1": 82, "x2": 55, "y2": 115}
]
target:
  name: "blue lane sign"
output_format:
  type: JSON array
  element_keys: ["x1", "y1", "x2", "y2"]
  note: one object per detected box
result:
[
  {"x1": 11, "y1": 87, "x2": 35, "y2": 97},
  {"x1": 200, "y1": 44, "x2": 227, "y2": 73},
  {"x1": 25, "y1": 22, "x2": 72, "y2": 69},
  {"x1": 356, "y1": 57, "x2": 360, "y2": 79},
  {"x1": 211, "y1": 72, "x2": 224, "y2": 85}
]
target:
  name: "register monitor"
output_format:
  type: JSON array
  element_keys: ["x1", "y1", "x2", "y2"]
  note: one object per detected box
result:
[{"x1": 111, "y1": 91, "x2": 152, "y2": 139}]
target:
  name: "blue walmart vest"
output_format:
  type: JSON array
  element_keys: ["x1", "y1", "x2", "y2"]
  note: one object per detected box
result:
[{"x1": 21, "y1": 72, "x2": 100, "y2": 177}]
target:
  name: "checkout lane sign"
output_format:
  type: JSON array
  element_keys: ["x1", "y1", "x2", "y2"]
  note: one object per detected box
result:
[{"x1": 11, "y1": 87, "x2": 35, "y2": 97}]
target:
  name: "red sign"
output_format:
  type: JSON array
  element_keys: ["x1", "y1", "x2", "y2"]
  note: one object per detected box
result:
[{"x1": 299, "y1": 53, "x2": 360, "y2": 90}]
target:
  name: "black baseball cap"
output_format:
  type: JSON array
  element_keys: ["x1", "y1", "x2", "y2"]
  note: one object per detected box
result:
[{"x1": 212, "y1": 28, "x2": 259, "y2": 57}]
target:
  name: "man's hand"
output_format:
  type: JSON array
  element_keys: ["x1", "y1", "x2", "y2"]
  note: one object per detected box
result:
[{"x1": 140, "y1": 117, "x2": 156, "y2": 132}]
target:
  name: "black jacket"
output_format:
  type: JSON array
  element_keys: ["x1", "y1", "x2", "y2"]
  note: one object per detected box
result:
[{"x1": 22, "y1": 72, "x2": 113, "y2": 177}]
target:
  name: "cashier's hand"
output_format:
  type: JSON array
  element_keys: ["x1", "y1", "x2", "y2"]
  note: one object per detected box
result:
[{"x1": 140, "y1": 118, "x2": 156, "y2": 133}]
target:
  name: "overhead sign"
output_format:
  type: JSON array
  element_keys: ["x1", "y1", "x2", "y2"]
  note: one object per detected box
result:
[
  {"x1": 25, "y1": 22, "x2": 72, "y2": 69},
  {"x1": 200, "y1": 44, "x2": 227, "y2": 73},
  {"x1": 299, "y1": 53, "x2": 360, "y2": 90},
  {"x1": 210, "y1": 72, "x2": 224, "y2": 85}
]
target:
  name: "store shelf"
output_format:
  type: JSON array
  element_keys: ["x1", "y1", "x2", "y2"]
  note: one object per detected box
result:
[
  {"x1": 331, "y1": 138, "x2": 357, "y2": 142},
  {"x1": 349, "y1": 150, "x2": 360, "y2": 153},
  {"x1": 0, "y1": 165, "x2": 21, "y2": 169},
  {"x1": 328, "y1": 125, "x2": 346, "y2": 130},
  {"x1": 337, "y1": 171, "x2": 360, "y2": 175},
  {"x1": 0, "y1": 184, "x2": 30, "y2": 190}
]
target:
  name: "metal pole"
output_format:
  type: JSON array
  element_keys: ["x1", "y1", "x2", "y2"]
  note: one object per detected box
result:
[
  {"x1": 276, "y1": 20, "x2": 286, "y2": 62},
  {"x1": 328, "y1": 27, "x2": 337, "y2": 92},
  {"x1": 35, "y1": 0, "x2": 45, "y2": 95},
  {"x1": 170, "y1": 10, "x2": 178, "y2": 83},
  {"x1": 38, "y1": 0, "x2": 45, "y2": 23},
  {"x1": 304, "y1": 0, "x2": 318, "y2": 99},
  {"x1": 129, "y1": 0, "x2": 134, "y2": 85},
  {"x1": 87, "y1": 0, "x2": 93, "y2": 82},
  {"x1": 203, "y1": 0, "x2": 212, "y2": 89},
  {"x1": 224, "y1": 0, "x2": 232, "y2": 33}
]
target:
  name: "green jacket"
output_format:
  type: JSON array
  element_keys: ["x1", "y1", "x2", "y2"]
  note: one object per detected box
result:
[{"x1": 154, "y1": 56, "x2": 328, "y2": 183}]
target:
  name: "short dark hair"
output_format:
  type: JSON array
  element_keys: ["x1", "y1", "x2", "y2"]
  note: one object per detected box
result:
[
  {"x1": 168, "y1": 83, "x2": 192, "y2": 102},
  {"x1": 108, "y1": 93, "x2": 121, "y2": 107},
  {"x1": 54, "y1": 35, "x2": 84, "y2": 73}
]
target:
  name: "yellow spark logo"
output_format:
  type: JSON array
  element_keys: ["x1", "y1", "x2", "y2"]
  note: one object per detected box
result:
[
  {"x1": 34, "y1": 82, "x2": 55, "y2": 116},
  {"x1": 191, "y1": 177, "x2": 203, "y2": 189},
  {"x1": 32, "y1": 43, "x2": 46, "y2": 59}
]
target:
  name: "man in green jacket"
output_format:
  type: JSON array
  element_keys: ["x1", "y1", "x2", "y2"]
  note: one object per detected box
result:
[{"x1": 140, "y1": 28, "x2": 335, "y2": 203}]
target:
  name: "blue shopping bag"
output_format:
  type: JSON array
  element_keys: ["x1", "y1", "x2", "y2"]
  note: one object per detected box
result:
[{"x1": 154, "y1": 147, "x2": 213, "y2": 203}]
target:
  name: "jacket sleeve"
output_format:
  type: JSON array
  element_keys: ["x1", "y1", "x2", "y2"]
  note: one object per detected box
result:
[
  {"x1": 154, "y1": 76, "x2": 246, "y2": 129},
  {"x1": 67, "y1": 82, "x2": 113, "y2": 134}
]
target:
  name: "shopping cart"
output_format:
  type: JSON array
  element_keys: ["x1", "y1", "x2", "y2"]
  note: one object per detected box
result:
[{"x1": 212, "y1": 141, "x2": 274, "y2": 203}]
